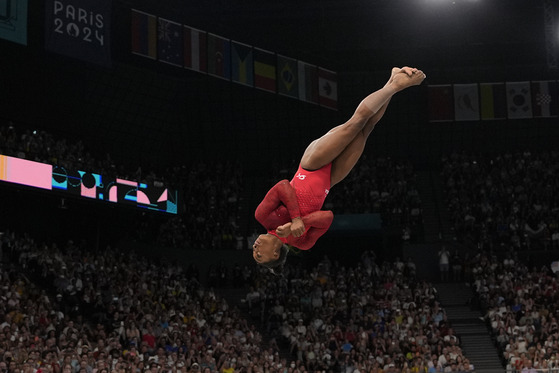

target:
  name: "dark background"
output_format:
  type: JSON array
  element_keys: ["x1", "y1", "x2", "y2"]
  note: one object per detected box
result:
[
  {"x1": 1, "y1": 0, "x2": 558, "y2": 170},
  {"x1": 0, "y1": 0, "x2": 558, "y2": 269}
]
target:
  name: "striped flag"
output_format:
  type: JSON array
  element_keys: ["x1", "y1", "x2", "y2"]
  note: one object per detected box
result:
[
  {"x1": 231, "y1": 41, "x2": 254, "y2": 87},
  {"x1": 157, "y1": 18, "x2": 183, "y2": 67},
  {"x1": 506, "y1": 81, "x2": 532, "y2": 119},
  {"x1": 298, "y1": 61, "x2": 318, "y2": 104},
  {"x1": 453, "y1": 84, "x2": 479, "y2": 121},
  {"x1": 183, "y1": 26, "x2": 207, "y2": 73},
  {"x1": 531, "y1": 80, "x2": 558, "y2": 118},
  {"x1": 428, "y1": 85, "x2": 453, "y2": 122},
  {"x1": 131, "y1": 9, "x2": 157, "y2": 59},
  {"x1": 318, "y1": 67, "x2": 338, "y2": 110},
  {"x1": 253, "y1": 48, "x2": 276, "y2": 93},
  {"x1": 277, "y1": 55, "x2": 298, "y2": 99},
  {"x1": 207, "y1": 33, "x2": 231, "y2": 80},
  {"x1": 480, "y1": 83, "x2": 506, "y2": 120}
]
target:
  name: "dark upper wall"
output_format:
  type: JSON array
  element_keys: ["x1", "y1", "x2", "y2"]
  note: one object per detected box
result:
[{"x1": 1, "y1": 0, "x2": 558, "y2": 172}]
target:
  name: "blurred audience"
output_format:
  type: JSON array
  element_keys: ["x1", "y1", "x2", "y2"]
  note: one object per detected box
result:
[
  {"x1": 441, "y1": 151, "x2": 559, "y2": 252},
  {"x1": 245, "y1": 252, "x2": 473, "y2": 373}
]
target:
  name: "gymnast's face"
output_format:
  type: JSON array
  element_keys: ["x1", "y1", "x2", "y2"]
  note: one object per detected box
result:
[{"x1": 252, "y1": 234, "x2": 281, "y2": 264}]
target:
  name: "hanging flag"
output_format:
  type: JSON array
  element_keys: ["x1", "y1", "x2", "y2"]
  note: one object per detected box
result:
[
  {"x1": 45, "y1": 0, "x2": 111, "y2": 67},
  {"x1": 131, "y1": 9, "x2": 157, "y2": 59},
  {"x1": 277, "y1": 55, "x2": 298, "y2": 99},
  {"x1": 157, "y1": 18, "x2": 182, "y2": 67},
  {"x1": 480, "y1": 83, "x2": 506, "y2": 120},
  {"x1": 318, "y1": 67, "x2": 338, "y2": 110},
  {"x1": 253, "y1": 48, "x2": 276, "y2": 93},
  {"x1": 183, "y1": 25, "x2": 207, "y2": 73},
  {"x1": 507, "y1": 81, "x2": 532, "y2": 119},
  {"x1": 531, "y1": 80, "x2": 558, "y2": 118},
  {"x1": 0, "y1": 0, "x2": 27, "y2": 45},
  {"x1": 427, "y1": 85, "x2": 453, "y2": 122},
  {"x1": 207, "y1": 33, "x2": 231, "y2": 80},
  {"x1": 298, "y1": 61, "x2": 318, "y2": 104},
  {"x1": 453, "y1": 84, "x2": 479, "y2": 121},
  {"x1": 231, "y1": 41, "x2": 254, "y2": 87}
]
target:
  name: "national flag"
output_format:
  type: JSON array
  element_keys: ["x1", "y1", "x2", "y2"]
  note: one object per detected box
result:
[
  {"x1": 231, "y1": 41, "x2": 254, "y2": 87},
  {"x1": 531, "y1": 80, "x2": 558, "y2": 118},
  {"x1": 0, "y1": 0, "x2": 28, "y2": 45},
  {"x1": 480, "y1": 83, "x2": 506, "y2": 120},
  {"x1": 427, "y1": 85, "x2": 453, "y2": 122},
  {"x1": 506, "y1": 81, "x2": 532, "y2": 119},
  {"x1": 277, "y1": 55, "x2": 298, "y2": 99},
  {"x1": 157, "y1": 18, "x2": 183, "y2": 67},
  {"x1": 298, "y1": 61, "x2": 318, "y2": 104},
  {"x1": 183, "y1": 25, "x2": 207, "y2": 73},
  {"x1": 453, "y1": 84, "x2": 479, "y2": 121},
  {"x1": 253, "y1": 48, "x2": 276, "y2": 93},
  {"x1": 131, "y1": 9, "x2": 157, "y2": 59},
  {"x1": 318, "y1": 67, "x2": 338, "y2": 110},
  {"x1": 207, "y1": 33, "x2": 231, "y2": 80}
]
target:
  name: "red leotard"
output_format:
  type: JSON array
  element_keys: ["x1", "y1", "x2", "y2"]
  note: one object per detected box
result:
[{"x1": 254, "y1": 164, "x2": 334, "y2": 250}]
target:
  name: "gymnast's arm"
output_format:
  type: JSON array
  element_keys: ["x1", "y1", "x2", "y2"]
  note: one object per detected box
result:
[
  {"x1": 255, "y1": 180, "x2": 302, "y2": 228},
  {"x1": 296, "y1": 210, "x2": 334, "y2": 250}
]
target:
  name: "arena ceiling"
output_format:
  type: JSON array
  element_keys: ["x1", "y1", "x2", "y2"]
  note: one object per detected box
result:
[{"x1": 117, "y1": 0, "x2": 553, "y2": 73}]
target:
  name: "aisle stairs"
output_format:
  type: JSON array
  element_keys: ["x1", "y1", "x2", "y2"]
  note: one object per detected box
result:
[{"x1": 436, "y1": 282, "x2": 504, "y2": 373}]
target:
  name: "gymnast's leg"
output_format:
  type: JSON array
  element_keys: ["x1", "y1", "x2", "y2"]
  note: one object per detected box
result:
[{"x1": 299, "y1": 67, "x2": 425, "y2": 186}]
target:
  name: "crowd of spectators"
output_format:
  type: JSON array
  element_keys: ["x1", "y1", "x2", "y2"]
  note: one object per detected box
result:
[
  {"x1": 0, "y1": 120, "x2": 246, "y2": 251},
  {"x1": 0, "y1": 119, "x2": 423, "y2": 251},
  {"x1": 441, "y1": 151, "x2": 559, "y2": 252},
  {"x1": 0, "y1": 230, "x2": 284, "y2": 373},
  {"x1": 244, "y1": 251, "x2": 474, "y2": 373},
  {"x1": 471, "y1": 250, "x2": 559, "y2": 373},
  {"x1": 0, "y1": 122, "x2": 143, "y2": 183},
  {"x1": 155, "y1": 160, "x2": 245, "y2": 250},
  {"x1": 0, "y1": 226, "x2": 480, "y2": 373}
]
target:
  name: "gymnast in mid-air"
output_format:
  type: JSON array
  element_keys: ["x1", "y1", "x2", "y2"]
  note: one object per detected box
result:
[{"x1": 253, "y1": 66, "x2": 426, "y2": 274}]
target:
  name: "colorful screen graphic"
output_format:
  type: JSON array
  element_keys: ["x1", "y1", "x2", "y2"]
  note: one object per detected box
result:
[{"x1": 0, "y1": 155, "x2": 178, "y2": 214}]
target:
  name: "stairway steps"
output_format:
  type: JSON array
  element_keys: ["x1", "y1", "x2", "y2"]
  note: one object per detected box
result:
[
  {"x1": 435, "y1": 283, "x2": 504, "y2": 372},
  {"x1": 445, "y1": 309, "x2": 482, "y2": 319},
  {"x1": 454, "y1": 325, "x2": 490, "y2": 335}
]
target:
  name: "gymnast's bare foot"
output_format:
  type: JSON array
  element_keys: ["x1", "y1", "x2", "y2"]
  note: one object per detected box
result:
[
  {"x1": 389, "y1": 66, "x2": 417, "y2": 83},
  {"x1": 390, "y1": 68, "x2": 426, "y2": 92}
]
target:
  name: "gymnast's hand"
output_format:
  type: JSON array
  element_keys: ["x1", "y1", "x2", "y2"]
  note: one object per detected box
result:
[
  {"x1": 290, "y1": 217, "x2": 305, "y2": 237},
  {"x1": 275, "y1": 223, "x2": 292, "y2": 237}
]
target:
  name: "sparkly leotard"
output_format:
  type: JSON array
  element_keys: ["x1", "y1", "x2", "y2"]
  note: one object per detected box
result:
[{"x1": 254, "y1": 164, "x2": 334, "y2": 250}]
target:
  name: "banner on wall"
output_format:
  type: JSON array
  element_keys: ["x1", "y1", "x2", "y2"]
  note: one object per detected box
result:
[
  {"x1": 480, "y1": 83, "x2": 506, "y2": 120},
  {"x1": 157, "y1": 18, "x2": 183, "y2": 67},
  {"x1": 207, "y1": 33, "x2": 231, "y2": 80},
  {"x1": 231, "y1": 41, "x2": 254, "y2": 87},
  {"x1": 131, "y1": 9, "x2": 157, "y2": 59},
  {"x1": 253, "y1": 48, "x2": 276, "y2": 93},
  {"x1": 277, "y1": 55, "x2": 298, "y2": 99},
  {"x1": 506, "y1": 81, "x2": 533, "y2": 119},
  {"x1": 45, "y1": 0, "x2": 111, "y2": 66},
  {"x1": 183, "y1": 25, "x2": 206, "y2": 73},
  {"x1": 318, "y1": 67, "x2": 337, "y2": 110},
  {"x1": 298, "y1": 61, "x2": 318, "y2": 104},
  {"x1": 428, "y1": 85, "x2": 454, "y2": 122},
  {"x1": 0, "y1": 0, "x2": 28, "y2": 45},
  {"x1": 0, "y1": 155, "x2": 178, "y2": 214},
  {"x1": 531, "y1": 80, "x2": 558, "y2": 118},
  {"x1": 453, "y1": 84, "x2": 479, "y2": 121}
]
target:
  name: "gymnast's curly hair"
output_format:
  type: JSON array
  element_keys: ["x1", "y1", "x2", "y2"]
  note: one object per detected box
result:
[{"x1": 258, "y1": 244, "x2": 290, "y2": 276}]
